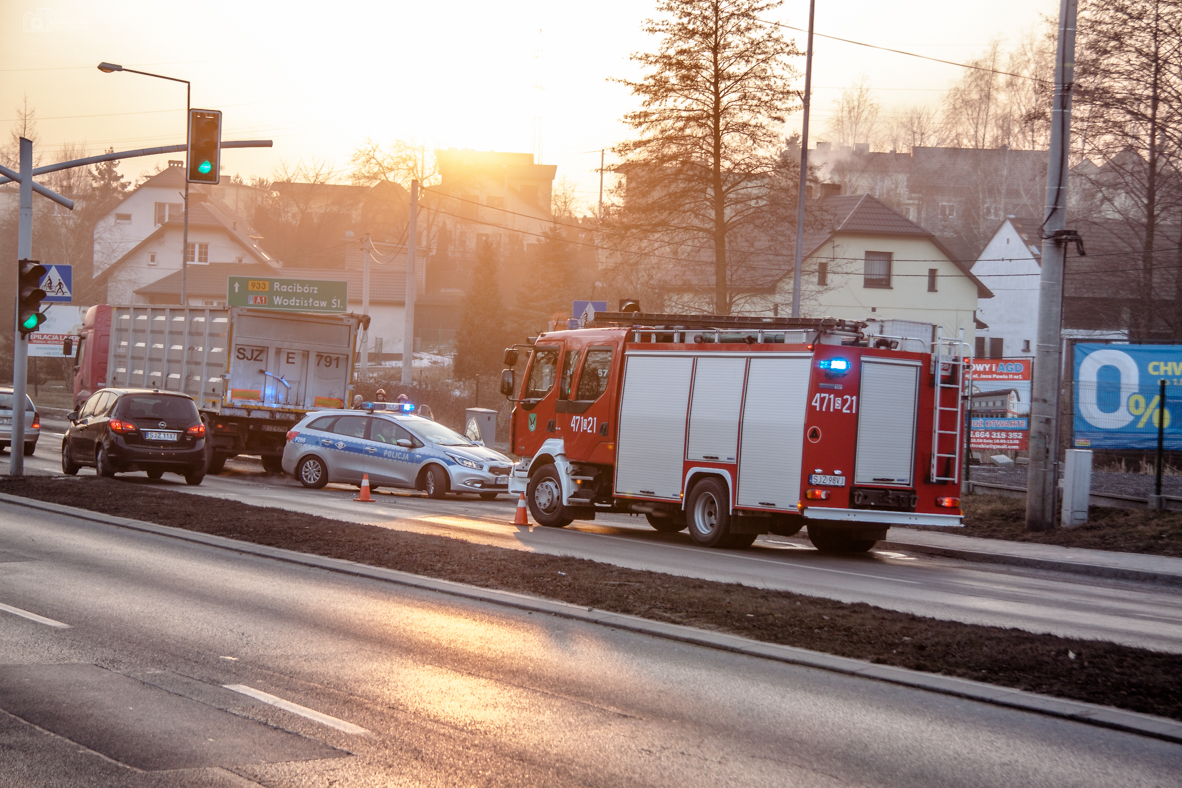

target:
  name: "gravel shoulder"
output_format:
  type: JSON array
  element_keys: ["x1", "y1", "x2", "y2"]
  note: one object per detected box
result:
[{"x1": 3, "y1": 475, "x2": 1181, "y2": 724}]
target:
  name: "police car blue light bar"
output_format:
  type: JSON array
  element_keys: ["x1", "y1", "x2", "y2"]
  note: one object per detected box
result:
[{"x1": 818, "y1": 358, "x2": 851, "y2": 371}]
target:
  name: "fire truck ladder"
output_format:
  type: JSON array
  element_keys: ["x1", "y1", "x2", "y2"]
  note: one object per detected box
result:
[{"x1": 930, "y1": 327, "x2": 970, "y2": 484}]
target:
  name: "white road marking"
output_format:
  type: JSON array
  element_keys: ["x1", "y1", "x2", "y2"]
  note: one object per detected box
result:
[
  {"x1": 223, "y1": 684, "x2": 369, "y2": 735},
  {"x1": 0, "y1": 601, "x2": 70, "y2": 628}
]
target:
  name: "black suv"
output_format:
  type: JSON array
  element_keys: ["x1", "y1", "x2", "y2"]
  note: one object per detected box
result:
[{"x1": 62, "y1": 389, "x2": 207, "y2": 485}]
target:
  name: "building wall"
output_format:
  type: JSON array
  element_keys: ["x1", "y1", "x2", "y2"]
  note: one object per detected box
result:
[
  {"x1": 971, "y1": 220, "x2": 1040, "y2": 357},
  {"x1": 94, "y1": 183, "x2": 190, "y2": 277},
  {"x1": 103, "y1": 225, "x2": 261, "y2": 305},
  {"x1": 788, "y1": 234, "x2": 980, "y2": 346}
]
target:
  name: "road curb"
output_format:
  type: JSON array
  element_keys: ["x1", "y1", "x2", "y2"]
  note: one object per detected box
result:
[
  {"x1": 4, "y1": 491, "x2": 1182, "y2": 747},
  {"x1": 878, "y1": 539, "x2": 1182, "y2": 588}
]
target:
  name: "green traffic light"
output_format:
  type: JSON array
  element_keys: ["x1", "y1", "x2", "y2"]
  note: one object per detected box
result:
[
  {"x1": 198, "y1": 160, "x2": 212, "y2": 174},
  {"x1": 21, "y1": 314, "x2": 42, "y2": 330}
]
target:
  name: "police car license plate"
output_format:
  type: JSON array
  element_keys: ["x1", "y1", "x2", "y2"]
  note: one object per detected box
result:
[
  {"x1": 809, "y1": 474, "x2": 846, "y2": 487},
  {"x1": 494, "y1": 475, "x2": 509, "y2": 485},
  {"x1": 145, "y1": 431, "x2": 179, "y2": 442}
]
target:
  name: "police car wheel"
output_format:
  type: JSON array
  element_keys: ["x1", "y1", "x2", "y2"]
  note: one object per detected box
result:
[
  {"x1": 479, "y1": 492, "x2": 499, "y2": 500},
  {"x1": 424, "y1": 465, "x2": 449, "y2": 499},
  {"x1": 527, "y1": 464, "x2": 572, "y2": 528},
  {"x1": 297, "y1": 456, "x2": 329, "y2": 489}
]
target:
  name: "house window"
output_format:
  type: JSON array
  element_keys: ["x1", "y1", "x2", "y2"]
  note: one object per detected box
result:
[
  {"x1": 939, "y1": 202, "x2": 957, "y2": 219},
  {"x1": 975, "y1": 336, "x2": 986, "y2": 358},
  {"x1": 235, "y1": 256, "x2": 244, "y2": 264},
  {"x1": 989, "y1": 338, "x2": 1004, "y2": 358},
  {"x1": 148, "y1": 253, "x2": 157, "y2": 267},
  {"x1": 1022, "y1": 339, "x2": 1031, "y2": 353},
  {"x1": 154, "y1": 202, "x2": 183, "y2": 225},
  {"x1": 927, "y1": 268, "x2": 938, "y2": 292},
  {"x1": 817, "y1": 262, "x2": 828, "y2": 286},
  {"x1": 115, "y1": 213, "x2": 132, "y2": 224},
  {"x1": 185, "y1": 242, "x2": 209, "y2": 263},
  {"x1": 863, "y1": 251, "x2": 892, "y2": 288}
]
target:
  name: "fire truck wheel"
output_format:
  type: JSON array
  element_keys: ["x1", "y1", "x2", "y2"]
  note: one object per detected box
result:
[
  {"x1": 807, "y1": 525, "x2": 878, "y2": 553},
  {"x1": 527, "y1": 464, "x2": 573, "y2": 527},
  {"x1": 645, "y1": 511, "x2": 687, "y2": 532},
  {"x1": 424, "y1": 465, "x2": 449, "y2": 499},
  {"x1": 261, "y1": 454, "x2": 284, "y2": 474},
  {"x1": 687, "y1": 477, "x2": 744, "y2": 548}
]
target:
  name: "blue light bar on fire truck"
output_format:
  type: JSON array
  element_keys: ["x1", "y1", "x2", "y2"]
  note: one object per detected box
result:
[{"x1": 818, "y1": 358, "x2": 851, "y2": 372}]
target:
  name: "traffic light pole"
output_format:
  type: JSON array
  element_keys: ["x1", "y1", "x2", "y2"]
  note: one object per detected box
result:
[
  {"x1": 10, "y1": 138, "x2": 34, "y2": 477},
  {"x1": 182, "y1": 82, "x2": 190, "y2": 305}
]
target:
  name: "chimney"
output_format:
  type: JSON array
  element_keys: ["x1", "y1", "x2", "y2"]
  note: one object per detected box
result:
[{"x1": 820, "y1": 183, "x2": 842, "y2": 199}]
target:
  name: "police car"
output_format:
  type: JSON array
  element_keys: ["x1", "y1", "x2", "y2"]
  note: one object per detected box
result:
[{"x1": 282, "y1": 408, "x2": 513, "y2": 499}]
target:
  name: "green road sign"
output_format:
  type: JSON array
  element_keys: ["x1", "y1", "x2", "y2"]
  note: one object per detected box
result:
[{"x1": 227, "y1": 276, "x2": 348, "y2": 312}]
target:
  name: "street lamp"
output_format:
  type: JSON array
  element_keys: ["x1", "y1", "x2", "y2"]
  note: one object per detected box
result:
[{"x1": 98, "y1": 61, "x2": 192, "y2": 304}]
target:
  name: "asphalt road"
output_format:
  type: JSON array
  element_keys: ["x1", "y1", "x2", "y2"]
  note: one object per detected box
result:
[
  {"x1": 14, "y1": 431, "x2": 1182, "y2": 655},
  {"x1": 2, "y1": 502, "x2": 1180, "y2": 786}
]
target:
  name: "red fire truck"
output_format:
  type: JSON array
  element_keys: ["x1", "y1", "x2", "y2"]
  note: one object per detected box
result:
[{"x1": 501, "y1": 312, "x2": 968, "y2": 552}]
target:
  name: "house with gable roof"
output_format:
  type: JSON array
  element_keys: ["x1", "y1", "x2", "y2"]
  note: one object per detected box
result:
[{"x1": 662, "y1": 194, "x2": 991, "y2": 346}]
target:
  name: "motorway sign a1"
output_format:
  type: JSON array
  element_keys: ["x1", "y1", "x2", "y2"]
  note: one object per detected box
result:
[
  {"x1": 40, "y1": 264, "x2": 73, "y2": 303},
  {"x1": 227, "y1": 276, "x2": 348, "y2": 313}
]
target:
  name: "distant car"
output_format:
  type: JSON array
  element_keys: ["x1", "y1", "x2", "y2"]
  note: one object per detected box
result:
[
  {"x1": 61, "y1": 388, "x2": 207, "y2": 485},
  {"x1": 0, "y1": 388, "x2": 39, "y2": 456},
  {"x1": 282, "y1": 409, "x2": 513, "y2": 499}
]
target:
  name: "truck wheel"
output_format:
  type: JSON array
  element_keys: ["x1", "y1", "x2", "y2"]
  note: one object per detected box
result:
[
  {"x1": 261, "y1": 454, "x2": 283, "y2": 474},
  {"x1": 645, "y1": 511, "x2": 687, "y2": 533},
  {"x1": 297, "y1": 456, "x2": 329, "y2": 489},
  {"x1": 61, "y1": 440, "x2": 79, "y2": 476},
  {"x1": 687, "y1": 477, "x2": 752, "y2": 548},
  {"x1": 807, "y1": 524, "x2": 878, "y2": 553},
  {"x1": 96, "y1": 445, "x2": 117, "y2": 478},
  {"x1": 206, "y1": 452, "x2": 227, "y2": 475},
  {"x1": 424, "y1": 465, "x2": 449, "y2": 499},
  {"x1": 527, "y1": 464, "x2": 572, "y2": 527}
]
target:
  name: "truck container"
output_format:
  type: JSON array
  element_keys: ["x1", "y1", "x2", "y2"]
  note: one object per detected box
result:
[
  {"x1": 502, "y1": 312, "x2": 969, "y2": 552},
  {"x1": 70, "y1": 305, "x2": 366, "y2": 473}
]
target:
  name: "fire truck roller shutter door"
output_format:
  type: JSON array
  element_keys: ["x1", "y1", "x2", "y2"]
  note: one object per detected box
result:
[
  {"x1": 615, "y1": 354, "x2": 694, "y2": 499},
  {"x1": 687, "y1": 356, "x2": 746, "y2": 463},
  {"x1": 855, "y1": 360, "x2": 920, "y2": 486},
  {"x1": 736, "y1": 356, "x2": 812, "y2": 510}
]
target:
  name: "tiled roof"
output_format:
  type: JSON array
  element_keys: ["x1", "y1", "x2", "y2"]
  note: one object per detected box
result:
[
  {"x1": 135, "y1": 261, "x2": 425, "y2": 304},
  {"x1": 138, "y1": 164, "x2": 189, "y2": 189}
]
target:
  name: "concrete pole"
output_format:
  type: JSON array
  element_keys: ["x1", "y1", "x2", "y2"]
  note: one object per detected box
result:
[
  {"x1": 361, "y1": 234, "x2": 371, "y2": 378},
  {"x1": 790, "y1": 0, "x2": 816, "y2": 318},
  {"x1": 9, "y1": 138, "x2": 33, "y2": 476},
  {"x1": 401, "y1": 180, "x2": 418, "y2": 386},
  {"x1": 1026, "y1": 0, "x2": 1078, "y2": 531},
  {"x1": 182, "y1": 84, "x2": 190, "y2": 305},
  {"x1": 598, "y1": 149, "x2": 604, "y2": 221}
]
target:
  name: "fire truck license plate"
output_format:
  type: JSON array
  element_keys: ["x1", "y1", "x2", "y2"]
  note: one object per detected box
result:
[{"x1": 809, "y1": 474, "x2": 846, "y2": 487}]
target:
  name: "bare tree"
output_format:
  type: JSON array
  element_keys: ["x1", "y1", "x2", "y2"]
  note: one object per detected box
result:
[
  {"x1": 611, "y1": 0, "x2": 801, "y2": 315},
  {"x1": 550, "y1": 176, "x2": 584, "y2": 220},
  {"x1": 825, "y1": 76, "x2": 880, "y2": 148},
  {"x1": 1074, "y1": 0, "x2": 1182, "y2": 339},
  {"x1": 1005, "y1": 26, "x2": 1056, "y2": 150},
  {"x1": 349, "y1": 138, "x2": 440, "y2": 190},
  {"x1": 887, "y1": 105, "x2": 942, "y2": 153},
  {"x1": 941, "y1": 41, "x2": 1004, "y2": 149}
]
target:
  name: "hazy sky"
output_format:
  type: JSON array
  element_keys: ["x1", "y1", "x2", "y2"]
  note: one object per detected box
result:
[{"x1": 4, "y1": 0, "x2": 1057, "y2": 209}]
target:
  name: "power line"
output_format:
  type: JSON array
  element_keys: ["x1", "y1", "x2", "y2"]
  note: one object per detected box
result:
[{"x1": 760, "y1": 18, "x2": 1051, "y2": 84}]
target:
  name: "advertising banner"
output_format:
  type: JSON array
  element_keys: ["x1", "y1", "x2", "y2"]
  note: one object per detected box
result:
[
  {"x1": 28, "y1": 304, "x2": 89, "y2": 358},
  {"x1": 969, "y1": 358, "x2": 1032, "y2": 450},
  {"x1": 1073, "y1": 344, "x2": 1179, "y2": 450}
]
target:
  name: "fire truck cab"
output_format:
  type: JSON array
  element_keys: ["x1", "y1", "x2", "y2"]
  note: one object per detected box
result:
[{"x1": 502, "y1": 312, "x2": 968, "y2": 552}]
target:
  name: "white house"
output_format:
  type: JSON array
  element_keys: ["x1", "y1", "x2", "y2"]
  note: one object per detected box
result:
[{"x1": 972, "y1": 216, "x2": 1128, "y2": 358}]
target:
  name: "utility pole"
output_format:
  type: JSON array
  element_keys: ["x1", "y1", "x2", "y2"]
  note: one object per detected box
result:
[
  {"x1": 1026, "y1": 0, "x2": 1078, "y2": 531},
  {"x1": 361, "y1": 234, "x2": 371, "y2": 379},
  {"x1": 790, "y1": 0, "x2": 816, "y2": 318},
  {"x1": 402, "y1": 180, "x2": 418, "y2": 386},
  {"x1": 10, "y1": 138, "x2": 34, "y2": 476},
  {"x1": 182, "y1": 81, "x2": 190, "y2": 304},
  {"x1": 598, "y1": 149, "x2": 604, "y2": 222}
]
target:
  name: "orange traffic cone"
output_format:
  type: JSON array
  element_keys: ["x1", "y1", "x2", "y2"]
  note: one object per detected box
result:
[
  {"x1": 513, "y1": 492, "x2": 529, "y2": 525},
  {"x1": 354, "y1": 473, "x2": 375, "y2": 502}
]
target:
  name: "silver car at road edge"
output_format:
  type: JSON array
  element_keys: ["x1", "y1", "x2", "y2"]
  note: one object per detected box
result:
[{"x1": 282, "y1": 409, "x2": 514, "y2": 499}]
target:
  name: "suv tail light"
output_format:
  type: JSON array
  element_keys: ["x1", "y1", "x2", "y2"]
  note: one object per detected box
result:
[
  {"x1": 187, "y1": 423, "x2": 206, "y2": 438},
  {"x1": 108, "y1": 418, "x2": 137, "y2": 434}
]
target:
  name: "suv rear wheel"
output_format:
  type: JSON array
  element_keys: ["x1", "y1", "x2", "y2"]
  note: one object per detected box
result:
[
  {"x1": 96, "y1": 445, "x2": 117, "y2": 478},
  {"x1": 61, "y1": 440, "x2": 79, "y2": 476}
]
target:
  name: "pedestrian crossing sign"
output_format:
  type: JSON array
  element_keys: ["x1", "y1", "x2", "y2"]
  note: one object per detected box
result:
[{"x1": 40, "y1": 264, "x2": 73, "y2": 303}]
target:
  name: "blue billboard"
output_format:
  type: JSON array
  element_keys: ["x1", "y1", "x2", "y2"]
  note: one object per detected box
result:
[{"x1": 1073, "y1": 344, "x2": 1180, "y2": 450}]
